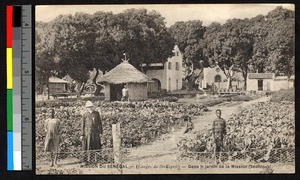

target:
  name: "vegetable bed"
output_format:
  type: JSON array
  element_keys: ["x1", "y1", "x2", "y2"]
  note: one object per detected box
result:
[
  {"x1": 177, "y1": 101, "x2": 295, "y2": 163},
  {"x1": 36, "y1": 99, "x2": 217, "y2": 158}
]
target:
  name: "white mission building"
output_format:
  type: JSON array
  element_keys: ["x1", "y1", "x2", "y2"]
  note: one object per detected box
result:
[{"x1": 144, "y1": 45, "x2": 183, "y2": 93}]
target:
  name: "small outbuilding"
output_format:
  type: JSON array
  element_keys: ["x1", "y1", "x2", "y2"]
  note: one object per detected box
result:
[
  {"x1": 247, "y1": 73, "x2": 294, "y2": 92},
  {"x1": 200, "y1": 65, "x2": 244, "y2": 90},
  {"x1": 48, "y1": 77, "x2": 70, "y2": 94},
  {"x1": 97, "y1": 61, "x2": 153, "y2": 101}
]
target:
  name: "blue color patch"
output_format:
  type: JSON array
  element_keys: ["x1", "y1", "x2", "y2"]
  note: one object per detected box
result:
[{"x1": 7, "y1": 131, "x2": 14, "y2": 170}]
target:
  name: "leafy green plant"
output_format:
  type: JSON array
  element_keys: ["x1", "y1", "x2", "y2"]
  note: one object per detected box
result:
[{"x1": 270, "y1": 88, "x2": 294, "y2": 102}]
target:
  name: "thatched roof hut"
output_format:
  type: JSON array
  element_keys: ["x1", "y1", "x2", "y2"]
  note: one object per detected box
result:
[
  {"x1": 98, "y1": 61, "x2": 152, "y2": 84},
  {"x1": 97, "y1": 61, "x2": 152, "y2": 101}
]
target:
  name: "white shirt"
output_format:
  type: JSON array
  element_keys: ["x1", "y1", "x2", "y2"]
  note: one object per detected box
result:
[{"x1": 122, "y1": 88, "x2": 129, "y2": 97}]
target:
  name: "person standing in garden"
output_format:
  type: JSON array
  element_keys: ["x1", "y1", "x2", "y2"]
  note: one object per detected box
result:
[
  {"x1": 212, "y1": 109, "x2": 226, "y2": 164},
  {"x1": 121, "y1": 85, "x2": 129, "y2": 101},
  {"x1": 80, "y1": 101, "x2": 103, "y2": 165},
  {"x1": 44, "y1": 109, "x2": 61, "y2": 167}
]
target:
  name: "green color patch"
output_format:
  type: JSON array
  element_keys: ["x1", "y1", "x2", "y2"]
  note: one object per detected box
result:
[{"x1": 7, "y1": 89, "x2": 13, "y2": 131}]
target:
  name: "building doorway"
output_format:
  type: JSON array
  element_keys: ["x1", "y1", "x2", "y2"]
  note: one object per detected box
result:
[
  {"x1": 148, "y1": 78, "x2": 161, "y2": 93},
  {"x1": 214, "y1": 75, "x2": 222, "y2": 90},
  {"x1": 110, "y1": 83, "x2": 124, "y2": 101},
  {"x1": 258, "y1": 80, "x2": 263, "y2": 91}
]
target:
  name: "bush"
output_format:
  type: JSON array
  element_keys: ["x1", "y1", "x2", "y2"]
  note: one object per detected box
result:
[
  {"x1": 231, "y1": 95, "x2": 254, "y2": 102},
  {"x1": 160, "y1": 96, "x2": 179, "y2": 102},
  {"x1": 36, "y1": 96, "x2": 104, "y2": 108},
  {"x1": 270, "y1": 88, "x2": 294, "y2": 102}
]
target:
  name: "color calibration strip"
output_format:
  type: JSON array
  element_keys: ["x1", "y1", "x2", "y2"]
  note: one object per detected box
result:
[
  {"x1": 7, "y1": 5, "x2": 14, "y2": 171},
  {"x1": 7, "y1": 5, "x2": 32, "y2": 171}
]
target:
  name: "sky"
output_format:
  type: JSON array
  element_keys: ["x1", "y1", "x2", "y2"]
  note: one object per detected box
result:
[{"x1": 36, "y1": 4, "x2": 294, "y2": 27}]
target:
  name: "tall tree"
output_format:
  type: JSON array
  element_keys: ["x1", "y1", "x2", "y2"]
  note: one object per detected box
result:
[
  {"x1": 114, "y1": 8, "x2": 174, "y2": 71},
  {"x1": 36, "y1": 9, "x2": 175, "y2": 97},
  {"x1": 265, "y1": 6, "x2": 295, "y2": 78},
  {"x1": 249, "y1": 15, "x2": 269, "y2": 73},
  {"x1": 48, "y1": 13, "x2": 96, "y2": 97},
  {"x1": 169, "y1": 20, "x2": 207, "y2": 90},
  {"x1": 35, "y1": 21, "x2": 60, "y2": 97},
  {"x1": 203, "y1": 19, "x2": 253, "y2": 89},
  {"x1": 250, "y1": 6, "x2": 295, "y2": 78},
  {"x1": 90, "y1": 11, "x2": 118, "y2": 95}
]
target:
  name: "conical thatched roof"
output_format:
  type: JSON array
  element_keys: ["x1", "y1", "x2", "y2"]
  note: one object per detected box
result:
[{"x1": 97, "y1": 61, "x2": 152, "y2": 84}]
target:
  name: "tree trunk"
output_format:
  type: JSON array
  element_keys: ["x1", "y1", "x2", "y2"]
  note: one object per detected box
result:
[
  {"x1": 46, "y1": 74, "x2": 50, "y2": 100},
  {"x1": 186, "y1": 74, "x2": 196, "y2": 91},
  {"x1": 226, "y1": 77, "x2": 232, "y2": 90},
  {"x1": 80, "y1": 82, "x2": 86, "y2": 95},
  {"x1": 222, "y1": 65, "x2": 234, "y2": 91},
  {"x1": 184, "y1": 62, "x2": 195, "y2": 91},
  {"x1": 242, "y1": 70, "x2": 248, "y2": 91},
  {"x1": 75, "y1": 81, "x2": 86, "y2": 98},
  {"x1": 92, "y1": 68, "x2": 102, "y2": 96},
  {"x1": 243, "y1": 80, "x2": 247, "y2": 91}
]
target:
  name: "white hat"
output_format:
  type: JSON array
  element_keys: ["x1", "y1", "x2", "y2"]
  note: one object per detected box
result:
[{"x1": 85, "y1": 101, "x2": 94, "y2": 108}]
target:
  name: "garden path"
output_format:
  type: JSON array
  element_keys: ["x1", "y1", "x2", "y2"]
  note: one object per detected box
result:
[{"x1": 124, "y1": 96, "x2": 271, "y2": 164}]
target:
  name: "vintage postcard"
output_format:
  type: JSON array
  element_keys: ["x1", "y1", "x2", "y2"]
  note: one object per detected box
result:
[{"x1": 35, "y1": 4, "x2": 295, "y2": 174}]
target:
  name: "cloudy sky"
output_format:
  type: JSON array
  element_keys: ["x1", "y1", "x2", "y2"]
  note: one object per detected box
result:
[{"x1": 36, "y1": 4, "x2": 294, "y2": 27}]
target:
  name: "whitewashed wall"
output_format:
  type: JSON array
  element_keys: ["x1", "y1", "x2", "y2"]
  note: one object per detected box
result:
[
  {"x1": 145, "y1": 45, "x2": 183, "y2": 92},
  {"x1": 104, "y1": 83, "x2": 110, "y2": 101},
  {"x1": 166, "y1": 46, "x2": 183, "y2": 91},
  {"x1": 128, "y1": 83, "x2": 148, "y2": 101},
  {"x1": 273, "y1": 80, "x2": 294, "y2": 91},
  {"x1": 146, "y1": 69, "x2": 166, "y2": 90},
  {"x1": 202, "y1": 66, "x2": 227, "y2": 88},
  {"x1": 247, "y1": 79, "x2": 273, "y2": 91}
]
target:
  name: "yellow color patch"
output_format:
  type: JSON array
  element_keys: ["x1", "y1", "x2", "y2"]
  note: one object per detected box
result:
[{"x1": 7, "y1": 48, "x2": 12, "y2": 89}]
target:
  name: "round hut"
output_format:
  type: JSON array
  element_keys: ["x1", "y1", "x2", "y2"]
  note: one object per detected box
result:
[{"x1": 97, "y1": 61, "x2": 153, "y2": 101}]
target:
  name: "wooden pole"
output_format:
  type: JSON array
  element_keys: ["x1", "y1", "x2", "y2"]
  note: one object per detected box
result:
[{"x1": 112, "y1": 123, "x2": 121, "y2": 164}]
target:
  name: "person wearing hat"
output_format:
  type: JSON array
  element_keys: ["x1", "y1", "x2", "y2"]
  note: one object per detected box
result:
[
  {"x1": 80, "y1": 101, "x2": 103, "y2": 165},
  {"x1": 212, "y1": 109, "x2": 226, "y2": 164}
]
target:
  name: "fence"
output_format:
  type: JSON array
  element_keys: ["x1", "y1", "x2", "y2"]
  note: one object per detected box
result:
[
  {"x1": 36, "y1": 148, "x2": 132, "y2": 167},
  {"x1": 37, "y1": 122, "x2": 294, "y2": 167},
  {"x1": 37, "y1": 147, "x2": 294, "y2": 168}
]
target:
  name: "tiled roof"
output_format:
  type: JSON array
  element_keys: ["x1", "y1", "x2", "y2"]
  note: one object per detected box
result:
[{"x1": 248, "y1": 73, "x2": 273, "y2": 79}]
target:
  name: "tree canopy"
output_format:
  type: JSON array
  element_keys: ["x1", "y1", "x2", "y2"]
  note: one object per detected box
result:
[
  {"x1": 35, "y1": 9, "x2": 174, "y2": 96},
  {"x1": 36, "y1": 6, "x2": 295, "y2": 94}
]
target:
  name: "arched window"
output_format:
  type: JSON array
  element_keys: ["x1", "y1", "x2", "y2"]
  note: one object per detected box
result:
[
  {"x1": 215, "y1": 75, "x2": 221, "y2": 82},
  {"x1": 168, "y1": 62, "x2": 172, "y2": 69},
  {"x1": 175, "y1": 62, "x2": 179, "y2": 70}
]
